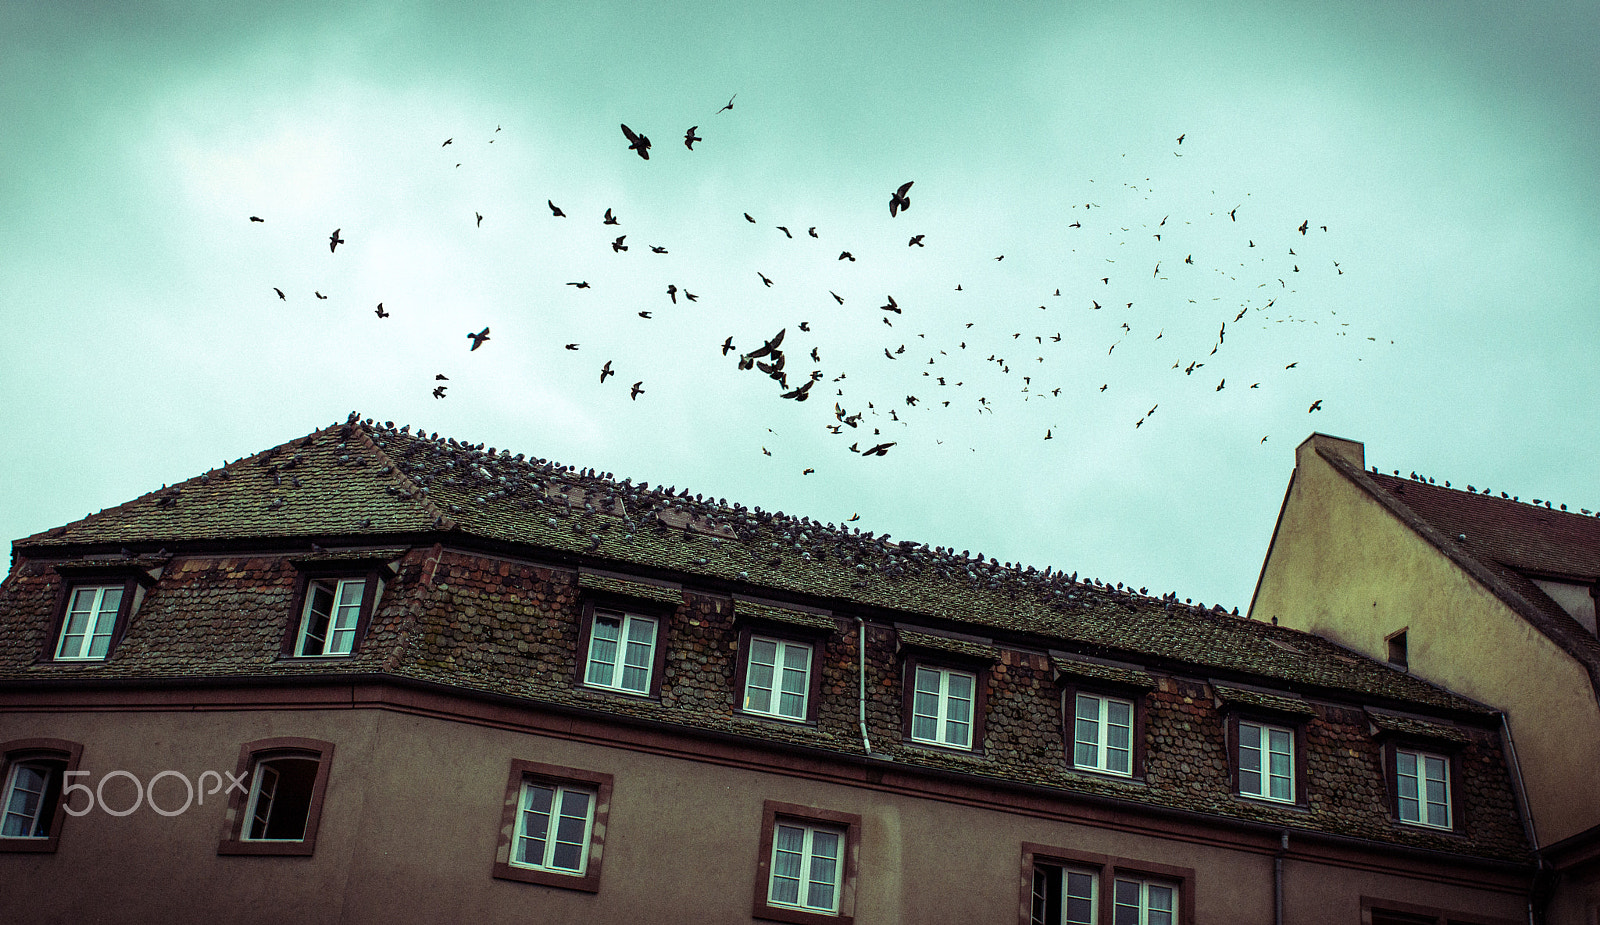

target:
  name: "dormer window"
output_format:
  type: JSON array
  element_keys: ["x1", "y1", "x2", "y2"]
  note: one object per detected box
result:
[
  {"x1": 295, "y1": 578, "x2": 368, "y2": 657},
  {"x1": 55, "y1": 585, "x2": 124, "y2": 660},
  {"x1": 1386, "y1": 629, "x2": 1408, "y2": 669}
]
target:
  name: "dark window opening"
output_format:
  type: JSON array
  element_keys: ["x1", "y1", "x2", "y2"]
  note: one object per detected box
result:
[
  {"x1": 2, "y1": 759, "x2": 66, "y2": 839},
  {"x1": 246, "y1": 757, "x2": 319, "y2": 841},
  {"x1": 1387, "y1": 630, "x2": 1408, "y2": 668}
]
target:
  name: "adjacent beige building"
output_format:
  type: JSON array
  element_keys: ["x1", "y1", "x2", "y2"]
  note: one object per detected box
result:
[{"x1": 1252, "y1": 432, "x2": 1600, "y2": 920}]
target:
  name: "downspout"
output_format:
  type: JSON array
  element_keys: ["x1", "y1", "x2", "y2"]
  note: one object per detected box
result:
[
  {"x1": 1275, "y1": 829, "x2": 1287, "y2": 925},
  {"x1": 1499, "y1": 713, "x2": 1545, "y2": 925},
  {"x1": 857, "y1": 617, "x2": 873, "y2": 756}
]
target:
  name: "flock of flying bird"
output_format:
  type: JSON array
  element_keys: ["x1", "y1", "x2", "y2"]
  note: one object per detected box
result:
[{"x1": 252, "y1": 96, "x2": 1369, "y2": 472}]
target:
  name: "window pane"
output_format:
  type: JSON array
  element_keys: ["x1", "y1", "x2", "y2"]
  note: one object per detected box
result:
[
  {"x1": 2, "y1": 764, "x2": 49, "y2": 837},
  {"x1": 586, "y1": 616, "x2": 620, "y2": 686},
  {"x1": 1066, "y1": 870, "x2": 1096, "y2": 925},
  {"x1": 806, "y1": 830, "x2": 840, "y2": 910},
  {"x1": 1396, "y1": 750, "x2": 1417, "y2": 777},
  {"x1": 299, "y1": 584, "x2": 334, "y2": 655},
  {"x1": 620, "y1": 616, "x2": 656, "y2": 692},
  {"x1": 770, "y1": 824, "x2": 804, "y2": 905},
  {"x1": 517, "y1": 784, "x2": 554, "y2": 866},
  {"x1": 746, "y1": 639, "x2": 776, "y2": 713}
]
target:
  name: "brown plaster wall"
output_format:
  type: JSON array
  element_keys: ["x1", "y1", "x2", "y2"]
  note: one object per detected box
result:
[
  {"x1": 0, "y1": 703, "x2": 1529, "y2": 925},
  {"x1": 1251, "y1": 437, "x2": 1600, "y2": 846}
]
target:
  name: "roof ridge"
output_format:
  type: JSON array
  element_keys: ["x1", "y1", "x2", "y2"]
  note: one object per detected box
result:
[
  {"x1": 347, "y1": 419, "x2": 456, "y2": 532},
  {"x1": 1320, "y1": 446, "x2": 1600, "y2": 694}
]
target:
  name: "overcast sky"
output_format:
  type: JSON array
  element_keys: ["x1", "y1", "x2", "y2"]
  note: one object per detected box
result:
[{"x1": 4, "y1": 1, "x2": 1598, "y2": 610}]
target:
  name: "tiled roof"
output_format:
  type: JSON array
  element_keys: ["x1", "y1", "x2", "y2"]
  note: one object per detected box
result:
[
  {"x1": 1319, "y1": 450, "x2": 1600, "y2": 685},
  {"x1": 1366, "y1": 709, "x2": 1471, "y2": 745},
  {"x1": 1213, "y1": 684, "x2": 1318, "y2": 717},
  {"x1": 13, "y1": 415, "x2": 1490, "y2": 714}
]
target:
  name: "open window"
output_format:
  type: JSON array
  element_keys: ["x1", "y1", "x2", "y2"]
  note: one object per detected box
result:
[
  {"x1": 42, "y1": 564, "x2": 153, "y2": 662},
  {"x1": 0, "y1": 739, "x2": 83, "y2": 853},
  {"x1": 217, "y1": 738, "x2": 334, "y2": 856},
  {"x1": 1022, "y1": 844, "x2": 1193, "y2": 925}
]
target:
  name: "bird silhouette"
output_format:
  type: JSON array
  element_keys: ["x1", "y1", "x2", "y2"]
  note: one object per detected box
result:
[
  {"x1": 863, "y1": 442, "x2": 896, "y2": 456},
  {"x1": 758, "y1": 272, "x2": 773, "y2": 287},
  {"x1": 776, "y1": 226, "x2": 792, "y2": 238},
  {"x1": 329, "y1": 229, "x2": 344, "y2": 252},
  {"x1": 638, "y1": 311, "x2": 652, "y2": 319},
  {"x1": 567, "y1": 281, "x2": 590, "y2": 288},
  {"x1": 1285, "y1": 361, "x2": 1298, "y2": 369},
  {"x1": 839, "y1": 251, "x2": 855, "y2": 262},
  {"x1": 881, "y1": 295, "x2": 900, "y2": 313},
  {"x1": 650, "y1": 245, "x2": 667, "y2": 254},
  {"x1": 475, "y1": 212, "x2": 483, "y2": 227},
  {"x1": 548, "y1": 200, "x2": 566, "y2": 217},
  {"x1": 603, "y1": 208, "x2": 619, "y2": 225},
  {"x1": 684, "y1": 291, "x2": 698, "y2": 302},
  {"x1": 442, "y1": 138, "x2": 452, "y2": 146},
  {"x1": 889, "y1": 181, "x2": 913, "y2": 217},
  {"x1": 600, "y1": 361, "x2": 614, "y2": 382},
  {"x1": 274, "y1": 288, "x2": 285, "y2": 301},
  {"x1": 908, "y1": 235, "x2": 925, "y2": 247},
  {"x1": 1298, "y1": 220, "x2": 1309, "y2": 234},
  {"x1": 611, "y1": 235, "x2": 628, "y2": 252},
  {"x1": 684, "y1": 126, "x2": 702, "y2": 149},
  {"x1": 717, "y1": 94, "x2": 736, "y2": 114},
  {"x1": 807, "y1": 227, "x2": 818, "y2": 238},
  {"x1": 721, "y1": 336, "x2": 735, "y2": 355},
  {"x1": 467, "y1": 327, "x2": 490, "y2": 350},
  {"x1": 435, "y1": 373, "x2": 448, "y2": 381},
  {"x1": 249, "y1": 216, "x2": 264, "y2": 223},
  {"x1": 433, "y1": 385, "x2": 447, "y2": 399},
  {"x1": 631, "y1": 381, "x2": 645, "y2": 399},
  {"x1": 314, "y1": 291, "x2": 327, "y2": 300},
  {"x1": 667, "y1": 285, "x2": 678, "y2": 303},
  {"x1": 565, "y1": 343, "x2": 580, "y2": 351},
  {"x1": 620, "y1": 124, "x2": 651, "y2": 159},
  {"x1": 830, "y1": 291, "x2": 844, "y2": 304},
  {"x1": 1308, "y1": 399, "x2": 1323, "y2": 412},
  {"x1": 374, "y1": 303, "x2": 389, "y2": 318}
]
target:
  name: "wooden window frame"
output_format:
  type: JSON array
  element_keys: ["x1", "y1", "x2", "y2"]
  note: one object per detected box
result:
[
  {"x1": 492, "y1": 760, "x2": 613, "y2": 893},
  {"x1": 574, "y1": 595, "x2": 673, "y2": 699},
  {"x1": 1226, "y1": 714, "x2": 1308, "y2": 807},
  {"x1": 735, "y1": 626, "x2": 826, "y2": 724},
  {"x1": 217, "y1": 737, "x2": 334, "y2": 857},
  {"x1": 279, "y1": 565, "x2": 384, "y2": 659},
  {"x1": 1360, "y1": 895, "x2": 1519, "y2": 925},
  {"x1": 40, "y1": 570, "x2": 146, "y2": 663},
  {"x1": 1062, "y1": 681, "x2": 1147, "y2": 779},
  {"x1": 899, "y1": 649, "x2": 990, "y2": 755},
  {"x1": 1387, "y1": 742, "x2": 1457, "y2": 832},
  {"x1": 0, "y1": 739, "x2": 84, "y2": 853},
  {"x1": 1020, "y1": 843, "x2": 1195, "y2": 925},
  {"x1": 753, "y1": 800, "x2": 860, "y2": 925}
]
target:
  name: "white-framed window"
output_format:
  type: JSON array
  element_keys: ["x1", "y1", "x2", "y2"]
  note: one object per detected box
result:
[
  {"x1": 1238, "y1": 721, "x2": 1295, "y2": 802},
  {"x1": 744, "y1": 636, "x2": 812, "y2": 720},
  {"x1": 242, "y1": 755, "x2": 321, "y2": 841},
  {"x1": 55, "y1": 584, "x2": 123, "y2": 660},
  {"x1": 512, "y1": 781, "x2": 596, "y2": 876},
  {"x1": 584, "y1": 610, "x2": 658, "y2": 694},
  {"x1": 1396, "y1": 748, "x2": 1451, "y2": 829},
  {"x1": 1032, "y1": 864, "x2": 1098, "y2": 925},
  {"x1": 2, "y1": 759, "x2": 66, "y2": 839},
  {"x1": 1112, "y1": 876, "x2": 1177, "y2": 925},
  {"x1": 295, "y1": 578, "x2": 367, "y2": 656},
  {"x1": 768, "y1": 820, "x2": 845, "y2": 915},
  {"x1": 1074, "y1": 693, "x2": 1134, "y2": 776},
  {"x1": 910, "y1": 665, "x2": 975, "y2": 749}
]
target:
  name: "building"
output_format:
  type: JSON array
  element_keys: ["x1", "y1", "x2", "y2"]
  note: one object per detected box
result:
[
  {"x1": 1252, "y1": 432, "x2": 1599, "y2": 921},
  {"x1": 1, "y1": 416, "x2": 1537, "y2": 923}
]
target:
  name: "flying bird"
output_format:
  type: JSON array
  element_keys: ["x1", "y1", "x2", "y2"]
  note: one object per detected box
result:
[
  {"x1": 548, "y1": 201, "x2": 566, "y2": 217},
  {"x1": 467, "y1": 327, "x2": 489, "y2": 350},
  {"x1": 717, "y1": 94, "x2": 736, "y2": 114},
  {"x1": 435, "y1": 373, "x2": 448, "y2": 381},
  {"x1": 631, "y1": 381, "x2": 645, "y2": 399},
  {"x1": 565, "y1": 343, "x2": 580, "y2": 351},
  {"x1": 249, "y1": 216, "x2": 264, "y2": 223},
  {"x1": 433, "y1": 386, "x2": 447, "y2": 399},
  {"x1": 1308, "y1": 399, "x2": 1323, "y2": 412},
  {"x1": 839, "y1": 251, "x2": 855, "y2": 262},
  {"x1": 651, "y1": 245, "x2": 667, "y2": 253},
  {"x1": 744, "y1": 213, "x2": 756, "y2": 223},
  {"x1": 442, "y1": 138, "x2": 452, "y2": 146},
  {"x1": 881, "y1": 295, "x2": 900, "y2": 313},
  {"x1": 567, "y1": 281, "x2": 590, "y2": 288},
  {"x1": 611, "y1": 235, "x2": 628, "y2": 252},
  {"x1": 600, "y1": 360, "x2": 614, "y2": 382},
  {"x1": 683, "y1": 290, "x2": 698, "y2": 302},
  {"x1": 603, "y1": 208, "x2": 619, "y2": 225},
  {"x1": 889, "y1": 181, "x2": 913, "y2": 217},
  {"x1": 1285, "y1": 361, "x2": 1298, "y2": 369},
  {"x1": 475, "y1": 212, "x2": 483, "y2": 227},
  {"x1": 620, "y1": 123, "x2": 651, "y2": 159},
  {"x1": 684, "y1": 126, "x2": 702, "y2": 149},
  {"x1": 273, "y1": 288, "x2": 285, "y2": 301},
  {"x1": 802, "y1": 468, "x2": 815, "y2": 475},
  {"x1": 374, "y1": 303, "x2": 389, "y2": 318},
  {"x1": 329, "y1": 228, "x2": 344, "y2": 252},
  {"x1": 758, "y1": 272, "x2": 773, "y2": 287},
  {"x1": 721, "y1": 336, "x2": 735, "y2": 355},
  {"x1": 908, "y1": 235, "x2": 925, "y2": 247},
  {"x1": 1176, "y1": 133, "x2": 1185, "y2": 144},
  {"x1": 667, "y1": 284, "x2": 678, "y2": 303},
  {"x1": 314, "y1": 291, "x2": 327, "y2": 300},
  {"x1": 776, "y1": 226, "x2": 792, "y2": 238},
  {"x1": 863, "y1": 442, "x2": 896, "y2": 456},
  {"x1": 830, "y1": 291, "x2": 844, "y2": 304},
  {"x1": 638, "y1": 311, "x2": 652, "y2": 319},
  {"x1": 807, "y1": 227, "x2": 818, "y2": 238}
]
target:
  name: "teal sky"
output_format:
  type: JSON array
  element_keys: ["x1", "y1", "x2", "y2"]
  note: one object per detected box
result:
[{"x1": 4, "y1": 1, "x2": 1598, "y2": 610}]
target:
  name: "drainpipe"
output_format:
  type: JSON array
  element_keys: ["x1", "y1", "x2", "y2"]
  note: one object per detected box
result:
[
  {"x1": 1497, "y1": 713, "x2": 1544, "y2": 925},
  {"x1": 857, "y1": 617, "x2": 873, "y2": 756},
  {"x1": 1275, "y1": 829, "x2": 1288, "y2": 925}
]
